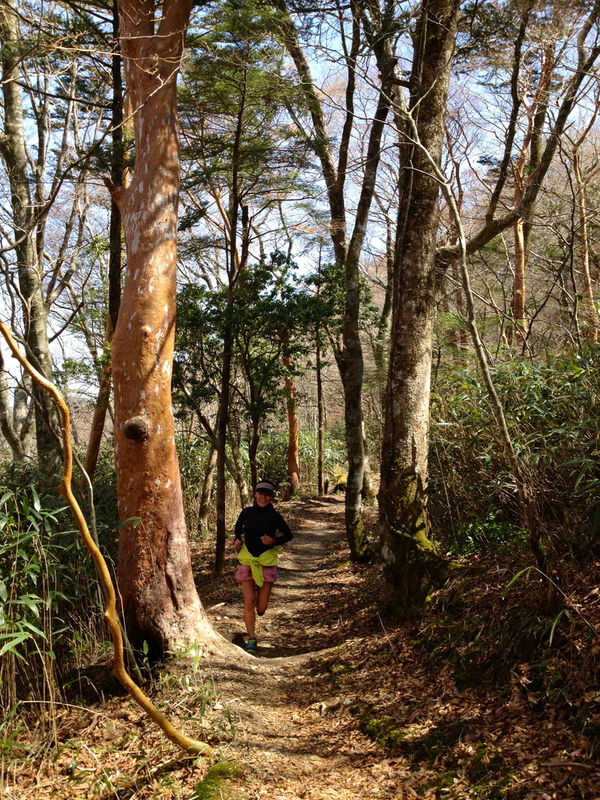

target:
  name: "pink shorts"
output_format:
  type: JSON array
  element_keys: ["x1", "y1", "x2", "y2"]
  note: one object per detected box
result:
[{"x1": 235, "y1": 565, "x2": 278, "y2": 584}]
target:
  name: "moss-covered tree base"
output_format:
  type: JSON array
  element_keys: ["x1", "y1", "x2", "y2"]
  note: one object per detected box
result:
[
  {"x1": 380, "y1": 470, "x2": 450, "y2": 618},
  {"x1": 380, "y1": 525, "x2": 450, "y2": 620},
  {"x1": 346, "y1": 504, "x2": 374, "y2": 563}
]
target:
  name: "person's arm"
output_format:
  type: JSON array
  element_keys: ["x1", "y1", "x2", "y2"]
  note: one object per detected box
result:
[
  {"x1": 273, "y1": 512, "x2": 293, "y2": 545},
  {"x1": 233, "y1": 509, "x2": 245, "y2": 548}
]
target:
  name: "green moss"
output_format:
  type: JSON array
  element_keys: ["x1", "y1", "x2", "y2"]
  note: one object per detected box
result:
[
  {"x1": 418, "y1": 770, "x2": 459, "y2": 797},
  {"x1": 353, "y1": 705, "x2": 522, "y2": 799},
  {"x1": 352, "y1": 704, "x2": 465, "y2": 758},
  {"x1": 467, "y1": 743, "x2": 505, "y2": 782},
  {"x1": 331, "y1": 663, "x2": 349, "y2": 674},
  {"x1": 193, "y1": 761, "x2": 245, "y2": 800},
  {"x1": 359, "y1": 715, "x2": 406, "y2": 750},
  {"x1": 417, "y1": 745, "x2": 513, "y2": 799}
]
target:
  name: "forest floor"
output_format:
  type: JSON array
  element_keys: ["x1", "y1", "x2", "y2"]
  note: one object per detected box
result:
[{"x1": 4, "y1": 495, "x2": 600, "y2": 799}]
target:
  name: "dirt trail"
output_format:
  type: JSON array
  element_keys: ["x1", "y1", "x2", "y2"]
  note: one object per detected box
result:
[
  {"x1": 202, "y1": 496, "x2": 389, "y2": 799},
  {"x1": 8, "y1": 497, "x2": 389, "y2": 800},
  {"x1": 207, "y1": 496, "x2": 345, "y2": 658}
]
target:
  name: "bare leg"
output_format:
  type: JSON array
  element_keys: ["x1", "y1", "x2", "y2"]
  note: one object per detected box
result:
[
  {"x1": 241, "y1": 580, "x2": 257, "y2": 638},
  {"x1": 256, "y1": 581, "x2": 273, "y2": 615}
]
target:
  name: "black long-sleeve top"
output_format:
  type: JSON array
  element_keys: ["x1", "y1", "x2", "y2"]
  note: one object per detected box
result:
[{"x1": 234, "y1": 502, "x2": 293, "y2": 557}]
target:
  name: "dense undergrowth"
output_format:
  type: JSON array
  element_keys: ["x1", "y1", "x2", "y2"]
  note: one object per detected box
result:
[
  {"x1": 0, "y1": 459, "x2": 118, "y2": 727},
  {"x1": 430, "y1": 346, "x2": 600, "y2": 561}
]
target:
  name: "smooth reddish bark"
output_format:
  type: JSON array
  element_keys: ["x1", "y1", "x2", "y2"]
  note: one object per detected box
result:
[{"x1": 111, "y1": 0, "x2": 215, "y2": 655}]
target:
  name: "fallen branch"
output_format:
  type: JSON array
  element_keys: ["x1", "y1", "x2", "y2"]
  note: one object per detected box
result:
[{"x1": 0, "y1": 320, "x2": 212, "y2": 756}]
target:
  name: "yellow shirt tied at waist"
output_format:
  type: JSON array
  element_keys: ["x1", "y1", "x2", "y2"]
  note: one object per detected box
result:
[{"x1": 237, "y1": 543, "x2": 281, "y2": 587}]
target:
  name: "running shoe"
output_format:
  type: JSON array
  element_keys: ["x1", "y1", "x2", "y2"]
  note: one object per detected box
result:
[{"x1": 244, "y1": 637, "x2": 258, "y2": 654}]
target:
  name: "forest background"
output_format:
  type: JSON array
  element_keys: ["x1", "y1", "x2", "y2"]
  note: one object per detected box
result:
[{"x1": 1, "y1": 0, "x2": 600, "y2": 787}]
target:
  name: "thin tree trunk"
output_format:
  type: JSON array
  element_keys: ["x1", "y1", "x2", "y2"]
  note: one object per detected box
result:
[
  {"x1": 84, "y1": 6, "x2": 126, "y2": 483},
  {"x1": 361, "y1": 426, "x2": 375, "y2": 502},
  {"x1": 278, "y1": 0, "x2": 392, "y2": 558},
  {"x1": 228, "y1": 417, "x2": 251, "y2": 509},
  {"x1": 83, "y1": 318, "x2": 113, "y2": 482},
  {"x1": 573, "y1": 144, "x2": 599, "y2": 341},
  {"x1": 108, "y1": 0, "x2": 125, "y2": 335},
  {"x1": 341, "y1": 77, "x2": 392, "y2": 557},
  {"x1": 13, "y1": 377, "x2": 34, "y2": 456},
  {"x1": 283, "y1": 354, "x2": 300, "y2": 495},
  {"x1": 451, "y1": 259, "x2": 469, "y2": 351},
  {"x1": 512, "y1": 42, "x2": 554, "y2": 346},
  {"x1": 198, "y1": 443, "x2": 217, "y2": 532},
  {"x1": 316, "y1": 329, "x2": 324, "y2": 495},
  {"x1": 372, "y1": 211, "x2": 394, "y2": 376},
  {"x1": 513, "y1": 218, "x2": 528, "y2": 340},
  {"x1": 0, "y1": 349, "x2": 26, "y2": 460},
  {"x1": 249, "y1": 422, "x2": 260, "y2": 491},
  {"x1": 0, "y1": 0, "x2": 61, "y2": 475},
  {"x1": 215, "y1": 316, "x2": 233, "y2": 574},
  {"x1": 215, "y1": 71, "x2": 248, "y2": 574}
]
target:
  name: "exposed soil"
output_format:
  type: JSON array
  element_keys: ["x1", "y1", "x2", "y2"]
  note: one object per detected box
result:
[{"x1": 4, "y1": 496, "x2": 600, "y2": 800}]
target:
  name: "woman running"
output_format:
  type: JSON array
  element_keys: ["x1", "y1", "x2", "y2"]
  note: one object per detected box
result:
[{"x1": 233, "y1": 481, "x2": 293, "y2": 653}]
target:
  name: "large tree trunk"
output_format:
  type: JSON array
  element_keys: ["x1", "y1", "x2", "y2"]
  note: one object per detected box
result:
[
  {"x1": 379, "y1": 0, "x2": 459, "y2": 617},
  {"x1": 111, "y1": 0, "x2": 215, "y2": 657},
  {"x1": 0, "y1": 0, "x2": 61, "y2": 476}
]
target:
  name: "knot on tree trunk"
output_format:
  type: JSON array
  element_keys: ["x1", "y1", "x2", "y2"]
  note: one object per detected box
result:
[{"x1": 123, "y1": 416, "x2": 150, "y2": 441}]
